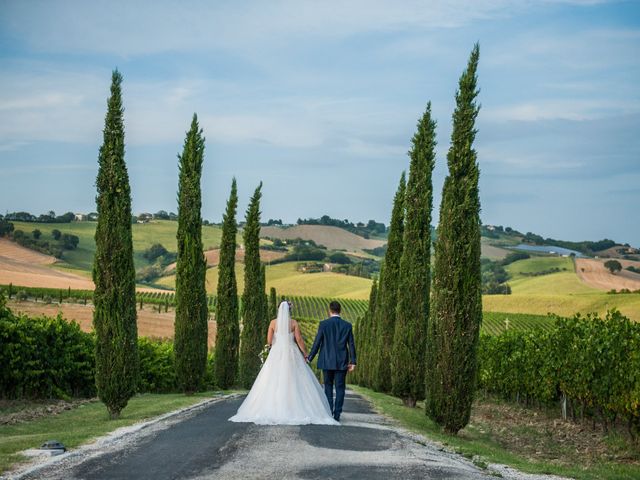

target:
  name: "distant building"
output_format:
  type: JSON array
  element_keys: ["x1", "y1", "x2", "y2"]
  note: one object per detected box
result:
[
  {"x1": 137, "y1": 213, "x2": 153, "y2": 223},
  {"x1": 74, "y1": 213, "x2": 88, "y2": 221}
]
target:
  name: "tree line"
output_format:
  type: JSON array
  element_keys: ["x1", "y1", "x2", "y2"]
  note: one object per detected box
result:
[
  {"x1": 353, "y1": 44, "x2": 482, "y2": 435},
  {"x1": 92, "y1": 70, "x2": 271, "y2": 418}
]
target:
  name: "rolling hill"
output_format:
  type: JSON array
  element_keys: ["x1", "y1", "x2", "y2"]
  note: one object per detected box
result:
[{"x1": 260, "y1": 225, "x2": 385, "y2": 253}]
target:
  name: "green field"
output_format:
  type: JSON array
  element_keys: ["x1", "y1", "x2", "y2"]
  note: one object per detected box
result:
[
  {"x1": 486, "y1": 256, "x2": 640, "y2": 320},
  {"x1": 156, "y1": 261, "x2": 373, "y2": 299},
  {"x1": 11, "y1": 220, "x2": 225, "y2": 271}
]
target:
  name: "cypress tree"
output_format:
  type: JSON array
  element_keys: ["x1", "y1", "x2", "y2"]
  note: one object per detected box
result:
[
  {"x1": 426, "y1": 44, "x2": 482, "y2": 433},
  {"x1": 93, "y1": 70, "x2": 138, "y2": 419},
  {"x1": 238, "y1": 183, "x2": 265, "y2": 388},
  {"x1": 359, "y1": 278, "x2": 377, "y2": 386},
  {"x1": 362, "y1": 275, "x2": 380, "y2": 388},
  {"x1": 391, "y1": 102, "x2": 437, "y2": 407},
  {"x1": 372, "y1": 173, "x2": 405, "y2": 392},
  {"x1": 174, "y1": 114, "x2": 208, "y2": 394},
  {"x1": 260, "y1": 264, "x2": 269, "y2": 336},
  {"x1": 269, "y1": 287, "x2": 277, "y2": 320},
  {"x1": 214, "y1": 178, "x2": 239, "y2": 389}
]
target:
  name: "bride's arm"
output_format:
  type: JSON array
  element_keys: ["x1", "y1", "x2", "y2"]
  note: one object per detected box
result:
[
  {"x1": 293, "y1": 321, "x2": 307, "y2": 357},
  {"x1": 267, "y1": 319, "x2": 276, "y2": 346}
]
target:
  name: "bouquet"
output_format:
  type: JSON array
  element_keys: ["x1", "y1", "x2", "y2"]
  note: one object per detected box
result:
[{"x1": 259, "y1": 343, "x2": 271, "y2": 365}]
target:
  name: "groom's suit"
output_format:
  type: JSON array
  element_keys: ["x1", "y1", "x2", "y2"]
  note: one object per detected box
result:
[{"x1": 307, "y1": 314, "x2": 357, "y2": 421}]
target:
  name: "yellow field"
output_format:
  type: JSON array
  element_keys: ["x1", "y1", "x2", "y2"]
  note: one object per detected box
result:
[
  {"x1": 156, "y1": 261, "x2": 373, "y2": 299},
  {"x1": 487, "y1": 257, "x2": 640, "y2": 320}
]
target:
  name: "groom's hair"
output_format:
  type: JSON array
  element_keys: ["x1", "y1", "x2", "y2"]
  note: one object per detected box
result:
[{"x1": 329, "y1": 301, "x2": 341, "y2": 314}]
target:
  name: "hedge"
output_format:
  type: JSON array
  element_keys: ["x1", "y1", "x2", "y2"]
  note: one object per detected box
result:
[{"x1": 0, "y1": 298, "x2": 216, "y2": 399}]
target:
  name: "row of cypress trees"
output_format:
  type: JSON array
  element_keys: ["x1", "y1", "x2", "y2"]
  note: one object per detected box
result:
[
  {"x1": 93, "y1": 70, "x2": 271, "y2": 417},
  {"x1": 354, "y1": 44, "x2": 482, "y2": 434}
]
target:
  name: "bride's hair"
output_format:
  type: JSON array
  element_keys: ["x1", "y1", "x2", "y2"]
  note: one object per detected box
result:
[{"x1": 280, "y1": 300, "x2": 293, "y2": 311}]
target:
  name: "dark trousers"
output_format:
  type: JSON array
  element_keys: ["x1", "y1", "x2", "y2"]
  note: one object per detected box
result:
[{"x1": 323, "y1": 369, "x2": 347, "y2": 420}]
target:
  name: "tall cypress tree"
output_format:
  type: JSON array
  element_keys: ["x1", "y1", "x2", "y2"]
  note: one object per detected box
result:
[
  {"x1": 174, "y1": 114, "x2": 208, "y2": 394},
  {"x1": 372, "y1": 173, "x2": 405, "y2": 392},
  {"x1": 362, "y1": 275, "x2": 380, "y2": 388},
  {"x1": 391, "y1": 103, "x2": 437, "y2": 407},
  {"x1": 269, "y1": 287, "x2": 277, "y2": 320},
  {"x1": 238, "y1": 183, "x2": 265, "y2": 388},
  {"x1": 426, "y1": 44, "x2": 482, "y2": 433},
  {"x1": 354, "y1": 278, "x2": 376, "y2": 386},
  {"x1": 260, "y1": 264, "x2": 269, "y2": 336},
  {"x1": 214, "y1": 178, "x2": 239, "y2": 389},
  {"x1": 93, "y1": 70, "x2": 138, "y2": 419}
]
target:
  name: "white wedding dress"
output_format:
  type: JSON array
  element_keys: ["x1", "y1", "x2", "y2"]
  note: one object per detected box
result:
[{"x1": 229, "y1": 302, "x2": 339, "y2": 425}]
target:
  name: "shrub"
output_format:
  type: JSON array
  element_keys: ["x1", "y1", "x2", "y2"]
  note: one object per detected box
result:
[
  {"x1": 328, "y1": 251, "x2": 352, "y2": 264},
  {"x1": 61, "y1": 233, "x2": 79, "y2": 250},
  {"x1": 137, "y1": 337, "x2": 177, "y2": 393},
  {"x1": 143, "y1": 243, "x2": 169, "y2": 262},
  {"x1": 0, "y1": 298, "x2": 96, "y2": 399}
]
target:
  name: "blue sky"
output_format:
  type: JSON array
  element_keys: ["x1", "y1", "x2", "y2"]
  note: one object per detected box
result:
[{"x1": 0, "y1": 0, "x2": 638, "y2": 245}]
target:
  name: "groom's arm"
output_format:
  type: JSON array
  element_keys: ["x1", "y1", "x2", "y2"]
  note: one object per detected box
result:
[{"x1": 307, "y1": 323, "x2": 324, "y2": 362}]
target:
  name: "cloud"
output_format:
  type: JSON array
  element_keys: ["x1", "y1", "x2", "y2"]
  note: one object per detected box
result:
[
  {"x1": 484, "y1": 99, "x2": 640, "y2": 122},
  {"x1": 0, "y1": 1, "x2": 544, "y2": 57}
]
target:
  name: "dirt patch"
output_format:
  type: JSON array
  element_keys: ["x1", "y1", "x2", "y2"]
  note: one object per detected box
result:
[
  {"x1": 576, "y1": 258, "x2": 640, "y2": 292},
  {"x1": 469, "y1": 397, "x2": 640, "y2": 467},
  {"x1": 7, "y1": 301, "x2": 217, "y2": 349},
  {"x1": 0, "y1": 238, "x2": 57, "y2": 265},
  {"x1": 0, "y1": 398, "x2": 95, "y2": 425},
  {"x1": 481, "y1": 243, "x2": 510, "y2": 260},
  {"x1": 164, "y1": 247, "x2": 286, "y2": 273},
  {"x1": 0, "y1": 256, "x2": 95, "y2": 290},
  {"x1": 260, "y1": 225, "x2": 385, "y2": 252}
]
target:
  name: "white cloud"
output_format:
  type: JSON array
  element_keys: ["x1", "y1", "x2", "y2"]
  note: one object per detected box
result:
[
  {"x1": 0, "y1": 0, "x2": 540, "y2": 57},
  {"x1": 484, "y1": 99, "x2": 640, "y2": 122}
]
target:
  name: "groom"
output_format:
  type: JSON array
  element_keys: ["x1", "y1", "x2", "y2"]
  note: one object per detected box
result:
[{"x1": 307, "y1": 301, "x2": 356, "y2": 422}]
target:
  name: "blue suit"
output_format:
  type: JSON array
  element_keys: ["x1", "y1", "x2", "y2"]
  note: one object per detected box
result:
[{"x1": 307, "y1": 315, "x2": 357, "y2": 420}]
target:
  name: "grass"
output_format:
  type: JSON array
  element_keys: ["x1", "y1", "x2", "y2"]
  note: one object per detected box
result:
[
  {"x1": 11, "y1": 220, "x2": 225, "y2": 272},
  {"x1": 481, "y1": 311, "x2": 555, "y2": 335},
  {"x1": 156, "y1": 261, "x2": 372, "y2": 300},
  {"x1": 351, "y1": 386, "x2": 640, "y2": 480},
  {"x1": 0, "y1": 391, "x2": 234, "y2": 474},
  {"x1": 505, "y1": 255, "x2": 574, "y2": 278}
]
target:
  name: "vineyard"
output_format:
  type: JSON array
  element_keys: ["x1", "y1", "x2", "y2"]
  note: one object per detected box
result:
[
  {"x1": 478, "y1": 310, "x2": 640, "y2": 433},
  {"x1": 0, "y1": 284, "x2": 554, "y2": 335}
]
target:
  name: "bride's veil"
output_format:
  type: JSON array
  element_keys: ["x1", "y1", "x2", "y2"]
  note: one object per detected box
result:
[{"x1": 274, "y1": 301, "x2": 291, "y2": 347}]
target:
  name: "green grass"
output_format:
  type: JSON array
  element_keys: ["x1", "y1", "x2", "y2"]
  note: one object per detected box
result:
[
  {"x1": 505, "y1": 255, "x2": 574, "y2": 278},
  {"x1": 11, "y1": 220, "x2": 225, "y2": 271},
  {"x1": 0, "y1": 391, "x2": 234, "y2": 474},
  {"x1": 481, "y1": 312, "x2": 554, "y2": 335},
  {"x1": 156, "y1": 261, "x2": 373, "y2": 299},
  {"x1": 351, "y1": 386, "x2": 640, "y2": 480}
]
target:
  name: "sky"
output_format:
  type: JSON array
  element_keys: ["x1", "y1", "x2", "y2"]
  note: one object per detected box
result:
[{"x1": 0, "y1": 0, "x2": 638, "y2": 245}]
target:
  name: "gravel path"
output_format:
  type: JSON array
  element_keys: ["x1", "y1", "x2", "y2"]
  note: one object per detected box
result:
[{"x1": 7, "y1": 392, "x2": 569, "y2": 480}]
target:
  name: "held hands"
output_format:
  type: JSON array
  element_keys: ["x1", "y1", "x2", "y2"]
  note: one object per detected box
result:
[{"x1": 347, "y1": 364, "x2": 356, "y2": 373}]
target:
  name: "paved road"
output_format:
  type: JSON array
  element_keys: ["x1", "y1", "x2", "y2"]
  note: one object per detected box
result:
[{"x1": 18, "y1": 393, "x2": 498, "y2": 479}]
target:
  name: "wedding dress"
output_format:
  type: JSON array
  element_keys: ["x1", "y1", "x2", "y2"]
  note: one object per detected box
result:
[{"x1": 229, "y1": 302, "x2": 339, "y2": 425}]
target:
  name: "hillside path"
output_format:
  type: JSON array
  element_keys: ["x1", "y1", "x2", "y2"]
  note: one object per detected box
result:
[{"x1": 15, "y1": 392, "x2": 566, "y2": 480}]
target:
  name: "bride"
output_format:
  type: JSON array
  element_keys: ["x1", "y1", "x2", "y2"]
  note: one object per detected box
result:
[{"x1": 229, "y1": 301, "x2": 339, "y2": 425}]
